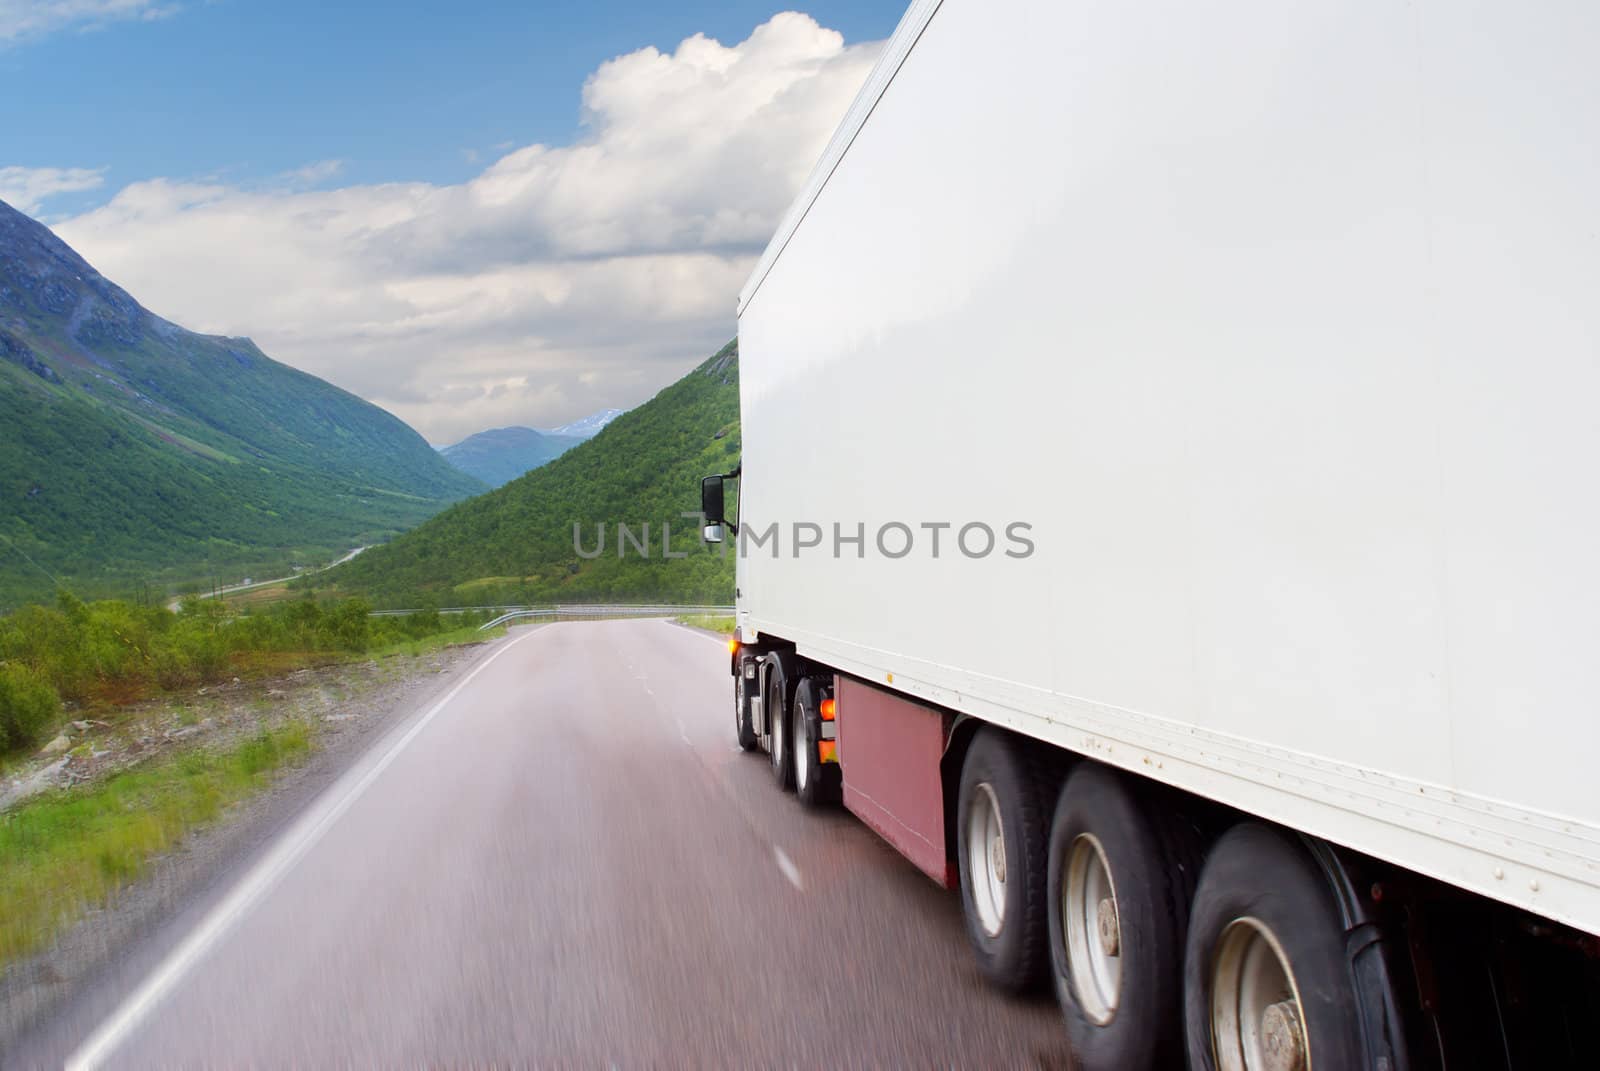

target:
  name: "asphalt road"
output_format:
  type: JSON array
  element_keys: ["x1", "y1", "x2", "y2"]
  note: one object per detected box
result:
[{"x1": 20, "y1": 619, "x2": 1070, "y2": 1067}]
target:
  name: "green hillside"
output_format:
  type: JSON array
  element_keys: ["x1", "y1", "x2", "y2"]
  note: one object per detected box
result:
[
  {"x1": 318, "y1": 342, "x2": 740, "y2": 607},
  {"x1": 0, "y1": 199, "x2": 484, "y2": 607}
]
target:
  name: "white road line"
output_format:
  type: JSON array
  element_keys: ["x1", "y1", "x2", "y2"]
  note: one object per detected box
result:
[
  {"x1": 660, "y1": 617, "x2": 737, "y2": 652},
  {"x1": 65, "y1": 628, "x2": 546, "y2": 1071},
  {"x1": 773, "y1": 847, "x2": 804, "y2": 891}
]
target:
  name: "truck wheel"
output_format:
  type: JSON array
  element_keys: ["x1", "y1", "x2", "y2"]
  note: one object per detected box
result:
[
  {"x1": 1047, "y1": 764, "x2": 1197, "y2": 1071},
  {"x1": 1184, "y1": 825, "x2": 1364, "y2": 1071},
  {"x1": 765, "y1": 656, "x2": 795, "y2": 790},
  {"x1": 734, "y1": 666, "x2": 758, "y2": 751},
  {"x1": 957, "y1": 729, "x2": 1050, "y2": 992},
  {"x1": 792, "y1": 678, "x2": 839, "y2": 806}
]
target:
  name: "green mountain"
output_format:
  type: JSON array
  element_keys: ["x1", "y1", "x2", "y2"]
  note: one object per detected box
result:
[
  {"x1": 320, "y1": 341, "x2": 740, "y2": 607},
  {"x1": 0, "y1": 198, "x2": 485, "y2": 608},
  {"x1": 440, "y1": 426, "x2": 585, "y2": 488}
]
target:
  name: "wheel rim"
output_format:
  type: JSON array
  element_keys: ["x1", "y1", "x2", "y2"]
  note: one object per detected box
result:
[
  {"x1": 1211, "y1": 917, "x2": 1310, "y2": 1071},
  {"x1": 1063, "y1": 833, "x2": 1122, "y2": 1025},
  {"x1": 735, "y1": 675, "x2": 745, "y2": 734},
  {"x1": 793, "y1": 697, "x2": 810, "y2": 789},
  {"x1": 966, "y1": 783, "x2": 1007, "y2": 937}
]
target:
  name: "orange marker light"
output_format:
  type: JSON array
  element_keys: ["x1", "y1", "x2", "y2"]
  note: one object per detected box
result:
[
  {"x1": 727, "y1": 638, "x2": 739, "y2": 655},
  {"x1": 820, "y1": 697, "x2": 836, "y2": 721}
]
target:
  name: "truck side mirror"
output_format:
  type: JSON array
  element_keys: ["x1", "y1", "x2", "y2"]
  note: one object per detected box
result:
[{"x1": 701, "y1": 475, "x2": 726, "y2": 543}]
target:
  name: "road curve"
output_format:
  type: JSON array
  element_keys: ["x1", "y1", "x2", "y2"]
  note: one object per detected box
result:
[
  {"x1": 30, "y1": 619, "x2": 1071, "y2": 1067},
  {"x1": 165, "y1": 546, "x2": 369, "y2": 612}
]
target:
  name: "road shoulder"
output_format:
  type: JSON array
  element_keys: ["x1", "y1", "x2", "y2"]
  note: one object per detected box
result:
[{"x1": 0, "y1": 633, "x2": 515, "y2": 1060}]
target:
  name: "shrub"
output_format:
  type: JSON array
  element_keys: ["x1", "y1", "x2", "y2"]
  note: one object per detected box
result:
[
  {"x1": 167, "y1": 618, "x2": 228, "y2": 682},
  {"x1": 320, "y1": 598, "x2": 372, "y2": 652},
  {"x1": 0, "y1": 663, "x2": 62, "y2": 754},
  {"x1": 0, "y1": 594, "x2": 475, "y2": 709}
]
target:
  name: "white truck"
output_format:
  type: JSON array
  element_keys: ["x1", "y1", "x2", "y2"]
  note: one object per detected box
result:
[{"x1": 701, "y1": 1, "x2": 1600, "y2": 1067}]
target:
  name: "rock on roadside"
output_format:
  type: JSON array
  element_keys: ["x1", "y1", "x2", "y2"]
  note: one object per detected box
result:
[{"x1": 0, "y1": 757, "x2": 71, "y2": 812}]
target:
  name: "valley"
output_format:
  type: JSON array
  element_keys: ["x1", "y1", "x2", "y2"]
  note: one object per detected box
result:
[{"x1": 0, "y1": 200, "x2": 484, "y2": 608}]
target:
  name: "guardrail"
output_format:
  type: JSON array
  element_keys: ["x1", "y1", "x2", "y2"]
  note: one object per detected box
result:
[
  {"x1": 365, "y1": 604, "x2": 733, "y2": 630},
  {"x1": 475, "y1": 605, "x2": 735, "y2": 631},
  {"x1": 369, "y1": 606, "x2": 533, "y2": 617}
]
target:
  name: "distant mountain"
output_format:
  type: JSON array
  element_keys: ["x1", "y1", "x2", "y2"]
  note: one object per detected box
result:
[
  {"x1": 439, "y1": 426, "x2": 585, "y2": 488},
  {"x1": 541, "y1": 408, "x2": 624, "y2": 440},
  {"x1": 321, "y1": 343, "x2": 738, "y2": 607},
  {"x1": 439, "y1": 408, "x2": 628, "y2": 488},
  {"x1": 0, "y1": 198, "x2": 485, "y2": 607}
]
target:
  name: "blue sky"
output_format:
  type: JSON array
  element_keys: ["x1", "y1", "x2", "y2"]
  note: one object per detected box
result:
[
  {"x1": 0, "y1": 2, "x2": 905, "y2": 442},
  {"x1": 2, "y1": 1, "x2": 907, "y2": 217}
]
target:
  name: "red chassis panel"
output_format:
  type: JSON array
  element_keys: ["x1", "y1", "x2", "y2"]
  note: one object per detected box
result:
[{"x1": 836, "y1": 676, "x2": 954, "y2": 888}]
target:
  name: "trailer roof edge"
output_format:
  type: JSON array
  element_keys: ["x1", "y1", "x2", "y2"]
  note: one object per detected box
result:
[{"x1": 736, "y1": 0, "x2": 946, "y2": 320}]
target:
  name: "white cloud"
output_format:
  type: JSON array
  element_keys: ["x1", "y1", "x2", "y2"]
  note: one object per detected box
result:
[
  {"x1": 0, "y1": 165, "x2": 105, "y2": 213},
  {"x1": 0, "y1": 0, "x2": 178, "y2": 44},
  {"x1": 280, "y1": 159, "x2": 344, "y2": 187},
  {"x1": 53, "y1": 13, "x2": 879, "y2": 443}
]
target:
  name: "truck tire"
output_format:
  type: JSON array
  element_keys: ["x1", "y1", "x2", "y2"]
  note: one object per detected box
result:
[
  {"x1": 1047, "y1": 764, "x2": 1197, "y2": 1071},
  {"x1": 792, "y1": 678, "x2": 839, "y2": 806},
  {"x1": 765, "y1": 655, "x2": 795, "y2": 790},
  {"x1": 957, "y1": 729, "x2": 1050, "y2": 993},
  {"x1": 1184, "y1": 824, "x2": 1365, "y2": 1071},
  {"x1": 734, "y1": 664, "x2": 758, "y2": 751}
]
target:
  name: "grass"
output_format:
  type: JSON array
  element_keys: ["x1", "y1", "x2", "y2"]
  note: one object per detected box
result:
[
  {"x1": 221, "y1": 583, "x2": 294, "y2": 609},
  {"x1": 454, "y1": 576, "x2": 524, "y2": 594},
  {"x1": 366, "y1": 623, "x2": 505, "y2": 659},
  {"x1": 675, "y1": 614, "x2": 736, "y2": 635},
  {"x1": 0, "y1": 721, "x2": 312, "y2": 968}
]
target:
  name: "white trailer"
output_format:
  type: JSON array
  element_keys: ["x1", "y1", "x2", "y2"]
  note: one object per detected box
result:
[{"x1": 702, "y1": 1, "x2": 1600, "y2": 1067}]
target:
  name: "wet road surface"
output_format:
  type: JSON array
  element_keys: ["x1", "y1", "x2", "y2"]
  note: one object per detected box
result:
[{"x1": 23, "y1": 619, "x2": 1070, "y2": 1067}]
